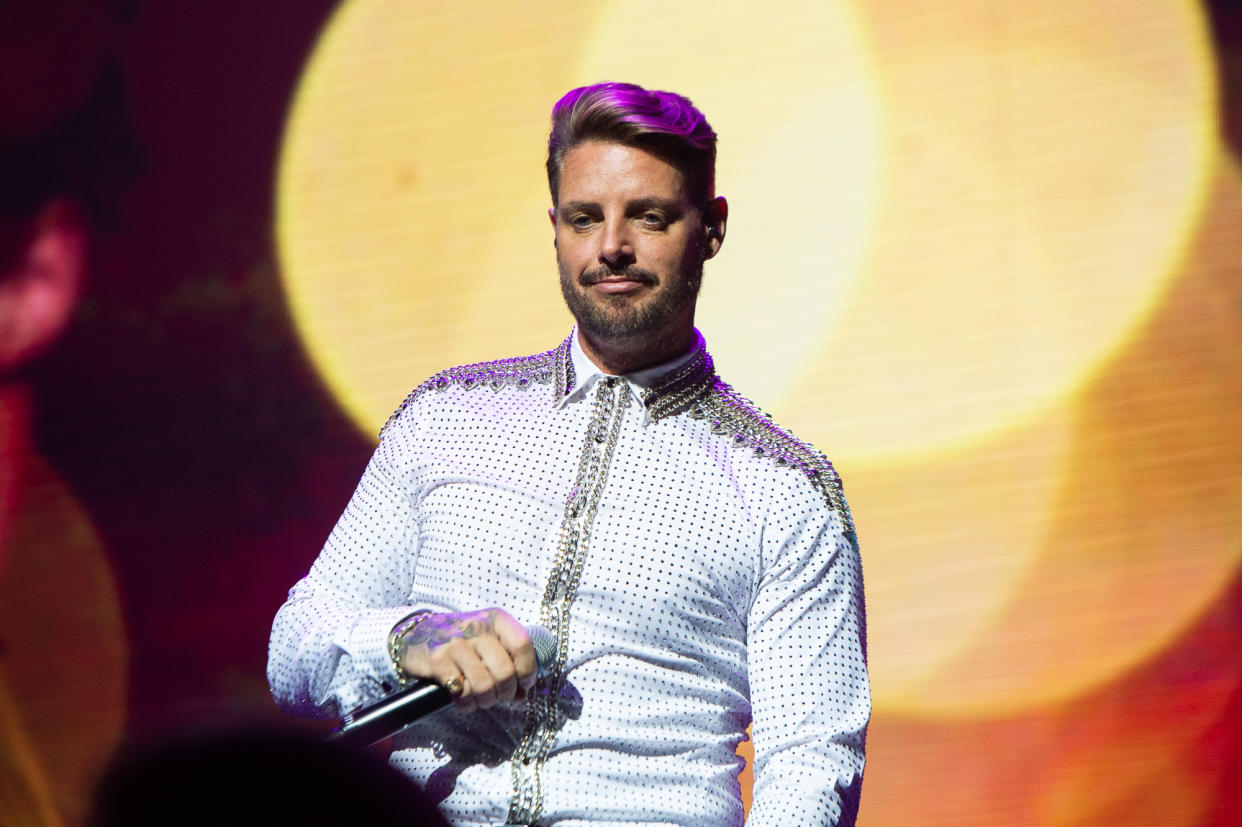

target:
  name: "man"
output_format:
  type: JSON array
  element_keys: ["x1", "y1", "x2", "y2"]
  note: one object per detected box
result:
[{"x1": 269, "y1": 81, "x2": 868, "y2": 826}]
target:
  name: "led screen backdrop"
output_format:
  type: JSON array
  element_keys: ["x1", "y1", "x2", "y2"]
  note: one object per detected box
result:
[{"x1": 1, "y1": 1, "x2": 1240, "y2": 824}]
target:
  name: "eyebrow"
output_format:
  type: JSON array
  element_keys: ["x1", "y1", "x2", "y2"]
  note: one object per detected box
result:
[
  {"x1": 626, "y1": 197, "x2": 684, "y2": 215},
  {"x1": 558, "y1": 200, "x2": 599, "y2": 215},
  {"x1": 558, "y1": 197, "x2": 685, "y2": 215}
]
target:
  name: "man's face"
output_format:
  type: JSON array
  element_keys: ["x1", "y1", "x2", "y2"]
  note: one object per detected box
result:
[{"x1": 553, "y1": 141, "x2": 717, "y2": 347}]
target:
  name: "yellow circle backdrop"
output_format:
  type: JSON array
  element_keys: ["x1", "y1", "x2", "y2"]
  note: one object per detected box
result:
[{"x1": 276, "y1": 0, "x2": 1229, "y2": 717}]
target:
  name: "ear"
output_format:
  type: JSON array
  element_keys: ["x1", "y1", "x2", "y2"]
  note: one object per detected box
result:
[
  {"x1": 703, "y1": 196, "x2": 727, "y2": 260},
  {"x1": 0, "y1": 199, "x2": 87, "y2": 371}
]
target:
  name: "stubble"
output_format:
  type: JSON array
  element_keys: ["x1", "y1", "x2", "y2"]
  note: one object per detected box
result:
[{"x1": 558, "y1": 258, "x2": 703, "y2": 342}]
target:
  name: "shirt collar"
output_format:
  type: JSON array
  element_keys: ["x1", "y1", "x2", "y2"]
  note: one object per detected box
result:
[{"x1": 556, "y1": 326, "x2": 709, "y2": 419}]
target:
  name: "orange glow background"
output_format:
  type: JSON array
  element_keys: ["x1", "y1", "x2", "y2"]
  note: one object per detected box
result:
[
  {"x1": 275, "y1": 1, "x2": 1242, "y2": 823},
  {"x1": 2, "y1": 1, "x2": 1239, "y2": 824}
]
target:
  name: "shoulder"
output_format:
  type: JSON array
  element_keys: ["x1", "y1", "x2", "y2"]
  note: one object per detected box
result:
[
  {"x1": 690, "y1": 378, "x2": 857, "y2": 545},
  {"x1": 377, "y1": 339, "x2": 572, "y2": 440}
]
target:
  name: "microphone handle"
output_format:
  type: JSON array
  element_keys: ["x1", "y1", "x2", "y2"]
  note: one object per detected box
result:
[
  {"x1": 327, "y1": 624, "x2": 556, "y2": 748},
  {"x1": 329, "y1": 680, "x2": 451, "y2": 748}
]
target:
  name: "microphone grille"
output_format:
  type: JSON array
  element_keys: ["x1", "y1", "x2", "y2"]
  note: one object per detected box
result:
[{"x1": 527, "y1": 625, "x2": 558, "y2": 676}]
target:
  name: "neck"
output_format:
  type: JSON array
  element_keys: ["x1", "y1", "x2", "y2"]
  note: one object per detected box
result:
[{"x1": 577, "y1": 324, "x2": 696, "y2": 376}]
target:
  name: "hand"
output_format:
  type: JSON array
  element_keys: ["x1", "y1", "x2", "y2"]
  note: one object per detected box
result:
[{"x1": 394, "y1": 608, "x2": 537, "y2": 712}]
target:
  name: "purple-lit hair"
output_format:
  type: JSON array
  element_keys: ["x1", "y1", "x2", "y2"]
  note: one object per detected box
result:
[{"x1": 546, "y1": 82, "x2": 718, "y2": 207}]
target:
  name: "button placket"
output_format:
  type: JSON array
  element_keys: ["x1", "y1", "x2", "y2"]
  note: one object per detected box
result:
[{"x1": 506, "y1": 377, "x2": 629, "y2": 825}]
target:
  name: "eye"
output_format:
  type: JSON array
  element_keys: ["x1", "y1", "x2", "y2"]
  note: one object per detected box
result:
[
  {"x1": 640, "y1": 212, "x2": 667, "y2": 229},
  {"x1": 569, "y1": 214, "x2": 594, "y2": 229}
]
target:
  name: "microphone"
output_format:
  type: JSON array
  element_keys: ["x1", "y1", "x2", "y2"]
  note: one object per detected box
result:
[{"x1": 330, "y1": 625, "x2": 557, "y2": 748}]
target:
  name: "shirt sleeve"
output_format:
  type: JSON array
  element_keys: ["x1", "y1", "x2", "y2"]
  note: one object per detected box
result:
[
  {"x1": 745, "y1": 475, "x2": 869, "y2": 827},
  {"x1": 266, "y1": 411, "x2": 431, "y2": 718}
]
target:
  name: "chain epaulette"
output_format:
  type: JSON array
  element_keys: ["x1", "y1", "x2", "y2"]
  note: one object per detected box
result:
[
  {"x1": 688, "y1": 380, "x2": 857, "y2": 544},
  {"x1": 637, "y1": 336, "x2": 854, "y2": 540},
  {"x1": 377, "y1": 334, "x2": 575, "y2": 440},
  {"x1": 378, "y1": 331, "x2": 853, "y2": 541}
]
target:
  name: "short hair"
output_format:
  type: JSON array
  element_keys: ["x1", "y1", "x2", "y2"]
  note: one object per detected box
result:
[{"x1": 546, "y1": 82, "x2": 717, "y2": 209}]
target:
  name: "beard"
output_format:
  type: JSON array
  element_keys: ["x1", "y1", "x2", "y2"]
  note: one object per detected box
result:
[{"x1": 558, "y1": 257, "x2": 703, "y2": 342}]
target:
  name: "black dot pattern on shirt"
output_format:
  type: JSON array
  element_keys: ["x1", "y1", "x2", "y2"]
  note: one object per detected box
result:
[{"x1": 268, "y1": 334, "x2": 868, "y2": 827}]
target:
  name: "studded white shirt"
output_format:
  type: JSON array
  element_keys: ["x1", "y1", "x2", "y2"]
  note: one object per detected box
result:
[{"x1": 268, "y1": 330, "x2": 869, "y2": 826}]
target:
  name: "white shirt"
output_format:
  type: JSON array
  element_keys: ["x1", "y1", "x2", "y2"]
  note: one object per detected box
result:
[{"x1": 268, "y1": 330, "x2": 869, "y2": 826}]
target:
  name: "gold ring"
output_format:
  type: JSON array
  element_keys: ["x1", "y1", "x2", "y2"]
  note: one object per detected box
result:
[{"x1": 444, "y1": 676, "x2": 464, "y2": 697}]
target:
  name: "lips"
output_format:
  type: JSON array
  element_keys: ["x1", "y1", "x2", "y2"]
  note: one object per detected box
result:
[
  {"x1": 590, "y1": 280, "x2": 647, "y2": 294},
  {"x1": 579, "y1": 268, "x2": 657, "y2": 288}
]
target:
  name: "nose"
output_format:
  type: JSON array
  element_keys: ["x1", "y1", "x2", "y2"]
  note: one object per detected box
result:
[{"x1": 598, "y1": 217, "x2": 634, "y2": 269}]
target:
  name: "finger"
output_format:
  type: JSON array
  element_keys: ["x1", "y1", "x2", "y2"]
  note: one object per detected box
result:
[
  {"x1": 453, "y1": 643, "x2": 498, "y2": 709},
  {"x1": 473, "y1": 635, "x2": 519, "y2": 702},
  {"x1": 428, "y1": 639, "x2": 482, "y2": 712},
  {"x1": 486, "y1": 610, "x2": 538, "y2": 688}
]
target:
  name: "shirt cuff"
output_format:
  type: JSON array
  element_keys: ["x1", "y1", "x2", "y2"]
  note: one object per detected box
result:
[{"x1": 343, "y1": 605, "x2": 435, "y2": 690}]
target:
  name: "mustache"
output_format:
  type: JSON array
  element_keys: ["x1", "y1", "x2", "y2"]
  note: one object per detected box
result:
[{"x1": 579, "y1": 266, "x2": 658, "y2": 287}]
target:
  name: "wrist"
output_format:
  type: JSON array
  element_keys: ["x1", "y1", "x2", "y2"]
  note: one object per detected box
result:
[{"x1": 387, "y1": 611, "x2": 432, "y2": 685}]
